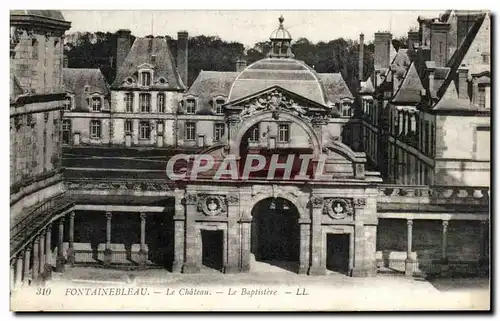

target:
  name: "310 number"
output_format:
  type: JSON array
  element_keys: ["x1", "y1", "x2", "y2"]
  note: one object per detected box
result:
[{"x1": 36, "y1": 288, "x2": 51, "y2": 295}]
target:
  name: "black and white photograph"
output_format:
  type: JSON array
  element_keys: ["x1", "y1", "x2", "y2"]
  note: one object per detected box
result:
[{"x1": 8, "y1": 8, "x2": 491, "y2": 311}]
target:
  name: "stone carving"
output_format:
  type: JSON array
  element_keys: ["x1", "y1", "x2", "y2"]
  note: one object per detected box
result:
[
  {"x1": 184, "y1": 193, "x2": 197, "y2": 205},
  {"x1": 239, "y1": 90, "x2": 312, "y2": 122},
  {"x1": 353, "y1": 198, "x2": 366, "y2": 207},
  {"x1": 197, "y1": 195, "x2": 227, "y2": 216},
  {"x1": 227, "y1": 194, "x2": 239, "y2": 205},
  {"x1": 66, "y1": 180, "x2": 173, "y2": 192},
  {"x1": 323, "y1": 198, "x2": 353, "y2": 220},
  {"x1": 310, "y1": 196, "x2": 324, "y2": 208}
]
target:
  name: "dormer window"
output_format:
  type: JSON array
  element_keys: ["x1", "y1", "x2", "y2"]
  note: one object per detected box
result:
[
  {"x1": 158, "y1": 77, "x2": 167, "y2": 85},
  {"x1": 126, "y1": 77, "x2": 134, "y2": 85},
  {"x1": 186, "y1": 99, "x2": 196, "y2": 114},
  {"x1": 140, "y1": 71, "x2": 152, "y2": 87},
  {"x1": 214, "y1": 98, "x2": 225, "y2": 114},
  {"x1": 341, "y1": 103, "x2": 352, "y2": 117},
  {"x1": 91, "y1": 97, "x2": 102, "y2": 112},
  {"x1": 478, "y1": 86, "x2": 486, "y2": 108},
  {"x1": 63, "y1": 96, "x2": 72, "y2": 111}
]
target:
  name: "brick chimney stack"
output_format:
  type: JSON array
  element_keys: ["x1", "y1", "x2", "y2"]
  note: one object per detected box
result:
[
  {"x1": 407, "y1": 31, "x2": 420, "y2": 50},
  {"x1": 457, "y1": 66, "x2": 469, "y2": 99},
  {"x1": 177, "y1": 31, "x2": 189, "y2": 88},
  {"x1": 430, "y1": 22, "x2": 450, "y2": 67},
  {"x1": 358, "y1": 33, "x2": 364, "y2": 86},
  {"x1": 236, "y1": 59, "x2": 247, "y2": 72},
  {"x1": 374, "y1": 32, "x2": 392, "y2": 70},
  {"x1": 116, "y1": 29, "x2": 131, "y2": 75}
]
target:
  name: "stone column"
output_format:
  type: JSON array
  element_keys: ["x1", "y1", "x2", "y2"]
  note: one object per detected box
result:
[
  {"x1": 104, "y1": 212, "x2": 112, "y2": 266},
  {"x1": 15, "y1": 253, "x2": 24, "y2": 288},
  {"x1": 182, "y1": 193, "x2": 200, "y2": 273},
  {"x1": 352, "y1": 198, "x2": 368, "y2": 277},
  {"x1": 172, "y1": 190, "x2": 185, "y2": 273},
  {"x1": 23, "y1": 245, "x2": 31, "y2": 286},
  {"x1": 67, "y1": 212, "x2": 75, "y2": 266},
  {"x1": 440, "y1": 220, "x2": 450, "y2": 275},
  {"x1": 38, "y1": 231, "x2": 46, "y2": 275},
  {"x1": 405, "y1": 219, "x2": 414, "y2": 276},
  {"x1": 308, "y1": 196, "x2": 325, "y2": 275},
  {"x1": 32, "y1": 238, "x2": 40, "y2": 282},
  {"x1": 240, "y1": 217, "x2": 252, "y2": 272},
  {"x1": 225, "y1": 194, "x2": 240, "y2": 273},
  {"x1": 56, "y1": 217, "x2": 65, "y2": 272},
  {"x1": 298, "y1": 220, "x2": 311, "y2": 274},
  {"x1": 138, "y1": 213, "x2": 147, "y2": 270},
  {"x1": 45, "y1": 225, "x2": 52, "y2": 274}
]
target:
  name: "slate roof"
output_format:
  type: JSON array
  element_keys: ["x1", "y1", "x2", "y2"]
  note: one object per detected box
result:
[
  {"x1": 317, "y1": 73, "x2": 354, "y2": 103},
  {"x1": 185, "y1": 71, "x2": 239, "y2": 114},
  {"x1": 228, "y1": 58, "x2": 327, "y2": 105},
  {"x1": 111, "y1": 37, "x2": 185, "y2": 90},
  {"x1": 391, "y1": 62, "x2": 424, "y2": 104},
  {"x1": 63, "y1": 68, "x2": 110, "y2": 111},
  {"x1": 10, "y1": 10, "x2": 66, "y2": 22}
]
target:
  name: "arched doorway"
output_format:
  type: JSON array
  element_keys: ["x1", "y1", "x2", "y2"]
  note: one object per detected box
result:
[{"x1": 250, "y1": 197, "x2": 300, "y2": 272}]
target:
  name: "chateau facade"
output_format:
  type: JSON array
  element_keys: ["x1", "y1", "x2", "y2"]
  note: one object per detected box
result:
[{"x1": 10, "y1": 11, "x2": 490, "y2": 289}]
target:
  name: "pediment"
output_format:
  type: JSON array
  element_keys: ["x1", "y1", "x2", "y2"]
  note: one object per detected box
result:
[{"x1": 224, "y1": 85, "x2": 330, "y2": 122}]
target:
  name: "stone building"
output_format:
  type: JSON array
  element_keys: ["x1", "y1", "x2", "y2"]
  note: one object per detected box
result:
[
  {"x1": 62, "y1": 68, "x2": 111, "y2": 145},
  {"x1": 10, "y1": 10, "x2": 71, "y2": 287},
  {"x1": 358, "y1": 10, "x2": 491, "y2": 186},
  {"x1": 11, "y1": 13, "x2": 489, "y2": 287}
]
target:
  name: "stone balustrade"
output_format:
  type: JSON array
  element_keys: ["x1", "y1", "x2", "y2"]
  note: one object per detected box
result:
[{"x1": 378, "y1": 185, "x2": 490, "y2": 206}]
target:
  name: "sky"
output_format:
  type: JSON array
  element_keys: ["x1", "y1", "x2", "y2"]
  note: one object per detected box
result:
[{"x1": 61, "y1": 10, "x2": 442, "y2": 47}]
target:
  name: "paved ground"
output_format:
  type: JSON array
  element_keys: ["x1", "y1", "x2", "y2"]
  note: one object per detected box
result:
[{"x1": 11, "y1": 264, "x2": 490, "y2": 311}]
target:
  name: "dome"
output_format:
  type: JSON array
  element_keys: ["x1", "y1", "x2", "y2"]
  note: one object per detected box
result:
[
  {"x1": 228, "y1": 58, "x2": 327, "y2": 105},
  {"x1": 269, "y1": 15, "x2": 292, "y2": 40}
]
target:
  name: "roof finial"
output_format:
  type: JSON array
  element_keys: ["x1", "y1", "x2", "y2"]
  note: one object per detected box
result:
[{"x1": 279, "y1": 15, "x2": 284, "y2": 27}]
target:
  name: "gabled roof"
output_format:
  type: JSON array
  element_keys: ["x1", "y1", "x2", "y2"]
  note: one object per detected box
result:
[
  {"x1": 391, "y1": 62, "x2": 424, "y2": 104},
  {"x1": 184, "y1": 71, "x2": 239, "y2": 114},
  {"x1": 317, "y1": 73, "x2": 354, "y2": 104},
  {"x1": 111, "y1": 37, "x2": 184, "y2": 90},
  {"x1": 63, "y1": 68, "x2": 110, "y2": 111},
  {"x1": 433, "y1": 80, "x2": 472, "y2": 111}
]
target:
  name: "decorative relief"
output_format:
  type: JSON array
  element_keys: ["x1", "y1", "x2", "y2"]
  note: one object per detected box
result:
[
  {"x1": 323, "y1": 198, "x2": 353, "y2": 220},
  {"x1": 66, "y1": 181, "x2": 173, "y2": 192},
  {"x1": 227, "y1": 194, "x2": 239, "y2": 205},
  {"x1": 353, "y1": 198, "x2": 366, "y2": 207},
  {"x1": 197, "y1": 195, "x2": 227, "y2": 216},
  {"x1": 184, "y1": 193, "x2": 197, "y2": 205},
  {"x1": 239, "y1": 90, "x2": 312, "y2": 122},
  {"x1": 310, "y1": 196, "x2": 324, "y2": 208}
]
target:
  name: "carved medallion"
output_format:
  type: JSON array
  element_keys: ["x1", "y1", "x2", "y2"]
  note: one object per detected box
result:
[
  {"x1": 353, "y1": 198, "x2": 366, "y2": 207},
  {"x1": 323, "y1": 198, "x2": 353, "y2": 220},
  {"x1": 197, "y1": 195, "x2": 227, "y2": 216}
]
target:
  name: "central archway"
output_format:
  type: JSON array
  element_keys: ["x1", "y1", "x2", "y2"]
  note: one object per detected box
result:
[{"x1": 250, "y1": 197, "x2": 300, "y2": 273}]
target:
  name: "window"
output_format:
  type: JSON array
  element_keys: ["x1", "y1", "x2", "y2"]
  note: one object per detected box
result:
[
  {"x1": 139, "y1": 93, "x2": 151, "y2": 112},
  {"x1": 91, "y1": 97, "x2": 102, "y2": 112},
  {"x1": 249, "y1": 124, "x2": 259, "y2": 143},
  {"x1": 139, "y1": 121, "x2": 151, "y2": 140},
  {"x1": 185, "y1": 122, "x2": 196, "y2": 141},
  {"x1": 186, "y1": 99, "x2": 196, "y2": 114},
  {"x1": 90, "y1": 120, "x2": 101, "y2": 139},
  {"x1": 124, "y1": 120, "x2": 133, "y2": 133},
  {"x1": 482, "y1": 53, "x2": 490, "y2": 64},
  {"x1": 157, "y1": 93, "x2": 166, "y2": 113},
  {"x1": 125, "y1": 93, "x2": 134, "y2": 112},
  {"x1": 214, "y1": 123, "x2": 225, "y2": 141},
  {"x1": 157, "y1": 121, "x2": 164, "y2": 134},
  {"x1": 478, "y1": 86, "x2": 486, "y2": 108},
  {"x1": 62, "y1": 119, "x2": 71, "y2": 144},
  {"x1": 215, "y1": 99, "x2": 224, "y2": 114},
  {"x1": 342, "y1": 104, "x2": 352, "y2": 117},
  {"x1": 278, "y1": 123, "x2": 290, "y2": 143},
  {"x1": 63, "y1": 97, "x2": 72, "y2": 111},
  {"x1": 140, "y1": 71, "x2": 151, "y2": 87}
]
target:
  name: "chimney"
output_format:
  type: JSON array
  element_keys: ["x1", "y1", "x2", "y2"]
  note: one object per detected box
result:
[
  {"x1": 236, "y1": 59, "x2": 247, "y2": 72},
  {"x1": 63, "y1": 54, "x2": 68, "y2": 68},
  {"x1": 374, "y1": 32, "x2": 392, "y2": 70},
  {"x1": 177, "y1": 31, "x2": 189, "y2": 88},
  {"x1": 358, "y1": 33, "x2": 364, "y2": 86},
  {"x1": 457, "y1": 66, "x2": 469, "y2": 99},
  {"x1": 116, "y1": 29, "x2": 131, "y2": 74},
  {"x1": 407, "y1": 31, "x2": 420, "y2": 50},
  {"x1": 430, "y1": 22, "x2": 450, "y2": 67}
]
